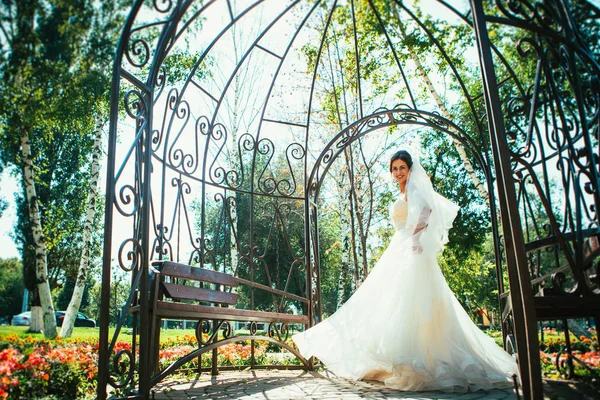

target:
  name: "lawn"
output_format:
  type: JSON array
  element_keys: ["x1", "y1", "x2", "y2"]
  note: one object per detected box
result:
[{"x1": 0, "y1": 325, "x2": 204, "y2": 343}]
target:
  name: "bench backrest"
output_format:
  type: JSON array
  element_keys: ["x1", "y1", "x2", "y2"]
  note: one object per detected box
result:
[{"x1": 152, "y1": 261, "x2": 239, "y2": 306}]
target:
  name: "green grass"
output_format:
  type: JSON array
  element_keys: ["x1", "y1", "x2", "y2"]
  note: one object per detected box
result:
[
  {"x1": 0, "y1": 326, "x2": 197, "y2": 342},
  {"x1": 0, "y1": 325, "x2": 302, "y2": 344},
  {"x1": 0, "y1": 326, "x2": 250, "y2": 343},
  {"x1": 0, "y1": 325, "x2": 121, "y2": 341}
]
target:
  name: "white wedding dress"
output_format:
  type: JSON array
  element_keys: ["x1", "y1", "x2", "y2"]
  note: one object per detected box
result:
[{"x1": 292, "y1": 196, "x2": 519, "y2": 392}]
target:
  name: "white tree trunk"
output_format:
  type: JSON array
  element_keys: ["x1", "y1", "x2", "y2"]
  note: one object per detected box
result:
[
  {"x1": 21, "y1": 131, "x2": 57, "y2": 338},
  {"x1": 396, "y1": 18, "x2": 489, "y2": 203},
  {"x1": 29, "y1": 306, "x2": 43, "y2": 332},
  {"x1": 337, "y1": 202, "x2": 351, "y2": 310},
  {"x1": 61, "y1": 115, "x2": 104, "y2": 337}
]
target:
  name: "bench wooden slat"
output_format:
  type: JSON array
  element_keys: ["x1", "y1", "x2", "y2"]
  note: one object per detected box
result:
[
  {"x1": 234, "y1": 276, "x2": 308, "y2": 303},
  {"x1": 155, "y1": 301, "x2": 309, "y2": 324},
  {"x1": 153, "y1": 261, "x2": 238, "y2": 287},
  {"x1": 162, "y1": 282, "x2": 238, "y2": 305}
]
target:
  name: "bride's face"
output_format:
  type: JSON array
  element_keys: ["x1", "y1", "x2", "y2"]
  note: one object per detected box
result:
[{"x1": 390, "y1": 159, "x2": 409, "y2": 187}]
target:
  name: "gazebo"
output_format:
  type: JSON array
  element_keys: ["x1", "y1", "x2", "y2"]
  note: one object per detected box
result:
[{"x1": 97, "y1": 1, "x2": 600, "y2": 399}]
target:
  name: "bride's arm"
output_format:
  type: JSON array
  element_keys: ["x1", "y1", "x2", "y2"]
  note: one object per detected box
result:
[
  {"x1": 413, "y1": 206, "x2": 431, "y2": 235},
  {"x1": 412, "y1": 206, "x2": 431, "y2": 253}
]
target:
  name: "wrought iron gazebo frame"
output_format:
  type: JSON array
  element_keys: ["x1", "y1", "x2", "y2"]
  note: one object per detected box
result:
[{"x1": 98, "y1": 1, "x2": 600, "y2": 399}]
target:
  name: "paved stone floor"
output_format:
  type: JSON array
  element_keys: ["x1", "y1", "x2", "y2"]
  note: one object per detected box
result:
[
  {"x1": 152, "y1": 369, "x2": 600, "y2": 399},
  {"x1": 152, "y1": 370, "x2": 514, "y2": 399},
  {"x1": 151, "y1": 369, "x2": 599, "y2": 399}
]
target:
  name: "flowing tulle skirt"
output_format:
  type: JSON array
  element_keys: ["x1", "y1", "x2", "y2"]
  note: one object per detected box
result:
[{"x1": 292, "y1": 229, "x2": 518, "y2": 392}]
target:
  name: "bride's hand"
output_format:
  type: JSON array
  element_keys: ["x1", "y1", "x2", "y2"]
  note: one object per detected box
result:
[{"x1": 412, "y1": 243, "x2": 423, "y2": 254}]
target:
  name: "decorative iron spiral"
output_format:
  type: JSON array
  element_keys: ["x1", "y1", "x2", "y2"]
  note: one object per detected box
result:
[
  {"x1": 268, "y1": 322, "x2": 289, "y2": 342},
  {"x1": 249, "y1": 321, "x2": 258, "y2": 335},
  {"x1": 117, "y1": 238, "x2": 142, "y2": 273},
  {"x1": 107, "y1": 349, "x2": 135, "y2": 389},
  {"x1": 123, "y1": 89, "x2": 146, "y2": 119},
  {"x1": 195, "y1": 319, "x2": 232, "y2": 346},
  {"x1": 195, "y1": 319, "x2": 212, "y2": 345},
  {"x1": 555, "y1": 351, "x2": 574, "y2": 379}
]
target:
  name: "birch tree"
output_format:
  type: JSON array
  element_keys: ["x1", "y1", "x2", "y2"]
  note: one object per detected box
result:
[
  {"x1": 391, "y1": 10, "x2": 489, "y2": 203},
  {"x1": 60, "y1": 116, "x2": 104, "y2": 337},
  {"x1": 0, "y1": 0, "x2": 58, "y2": 337},
  {"x1": 58, "y1": 0, "x2": 126, "y2": 337},
  {"x1": 20, "y1": 131, "x2": 57, "y2": 337},
  {"x1": 0, "y1": 0, "x2": 124, "y2": 337}
]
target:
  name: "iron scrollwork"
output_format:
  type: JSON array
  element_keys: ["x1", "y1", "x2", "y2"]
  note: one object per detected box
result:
[
  {"x1": 107, "y1": 349, "x2": 135, "y2": 389},
  {"x1": 554, "y1": 350, "x2": 575, "y2": 379},
  {"x1": 195, "y1": 319, "x2": 233, "y2": 346},
  {"x1": 268, "y1": 322, "x2": 290, "y2": 342}
]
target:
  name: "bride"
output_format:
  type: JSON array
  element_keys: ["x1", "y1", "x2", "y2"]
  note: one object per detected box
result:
[{"x1": 293, "y1": 150, "x2": 519, "y2": 392}]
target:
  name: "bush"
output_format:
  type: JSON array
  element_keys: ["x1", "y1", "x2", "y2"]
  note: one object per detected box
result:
[{"x1": 0, "y1": 335, "x2": 97, "y2": 399}]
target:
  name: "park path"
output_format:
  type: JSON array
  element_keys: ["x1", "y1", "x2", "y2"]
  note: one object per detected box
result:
[{"x1": 151, "y1": 369, "x2": 600, "y2": 399}]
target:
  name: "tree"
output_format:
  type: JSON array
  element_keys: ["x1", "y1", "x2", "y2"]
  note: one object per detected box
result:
[
  {"x1": 60, "y1": 117, "x2": 105, "y2": 337},
  {"x1": 0, "y1": 168, "x2": 6, "y2": 218},
  {"x1": 56, "y1": 277, "x2": 91, "y2": 312},
  {"x1": 58, "y1": 0, "x2": 128, "y2": 337},
  {"x1": 293, "y1": 0, "x2": 500, "y2": 315},
  {"x1": 0, "y1": 0, "x2": 70, "y2": 337},
  {"x1": 0, "y1": 258, "x2": 24, "y2": 319},
  {"x1": 301, "y1": 2, "x2": 398, "y2": 302},
  {"x1": 0, "y1": 0, "x2": 124, "y2": 337}
]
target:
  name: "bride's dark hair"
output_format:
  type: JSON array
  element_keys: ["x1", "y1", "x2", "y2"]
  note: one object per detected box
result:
[{"x1": 389, "y1": 150, "x2": 413, "y2": 172}]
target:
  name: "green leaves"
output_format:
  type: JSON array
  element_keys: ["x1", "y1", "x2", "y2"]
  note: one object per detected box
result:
[
  {"x1": 0, "y1": 0, "x2": 125, "y2": 297},
  {"x1": 0, "y1": 258, "x2": 25, "y2": 318}
]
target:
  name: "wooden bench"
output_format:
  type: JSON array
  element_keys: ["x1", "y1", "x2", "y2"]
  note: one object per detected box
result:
[{"x1": 146, "y1": 260, "x2": 310, "y2": 380}]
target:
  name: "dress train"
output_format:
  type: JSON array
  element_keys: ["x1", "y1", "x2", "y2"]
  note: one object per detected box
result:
[{"x1": 293, "y1": 226, "x2": 518, "y2": 392}]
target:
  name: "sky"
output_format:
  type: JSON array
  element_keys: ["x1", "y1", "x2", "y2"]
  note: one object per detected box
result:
[
  {"x1": 1, "y1": 0, "x2": 599, "y2": 262},
  {"x1": 0, "y1": 169, "x2": 19, "y2": 259}
]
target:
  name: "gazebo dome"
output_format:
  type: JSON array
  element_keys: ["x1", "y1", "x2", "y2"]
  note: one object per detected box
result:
[{"x1": 98, "y1": 1, "x2": 600, "y2": 399}]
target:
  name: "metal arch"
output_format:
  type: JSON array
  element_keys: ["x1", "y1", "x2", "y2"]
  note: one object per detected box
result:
[
  {"x1": 471, "y1": 0, "x2": 600, "y2": 399},
  {"x1": 98, "y1": 0, "x2": 155, "y2": 397},
  {"x1": 304, "y1": 107, "x2": 497, "y2": 325},
  {"x1": 306, "y1": 107, "x2": 490, "y2": 202},
  {"x1": 100, "y1": 1, "x2": 600, "y2": 399}
]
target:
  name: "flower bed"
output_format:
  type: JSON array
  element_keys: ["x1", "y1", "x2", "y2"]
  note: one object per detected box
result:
[
  {"x1": 0, "y1": 334, "x2": 98, "y2": 399},
  {"x1": 0, "y1": 333, "x2": 301, "y2": 399},
  {"x1": 537, "y1": 329, "x2": 600, "y2": 382},
  {"x1": 2, "y1": 329, "x2": 595, "y2": 398}
]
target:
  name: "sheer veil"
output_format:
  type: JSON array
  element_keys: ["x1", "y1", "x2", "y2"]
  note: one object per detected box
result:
[{"x1": 404, "y1": 155, "x2": 460, "y2": 255}]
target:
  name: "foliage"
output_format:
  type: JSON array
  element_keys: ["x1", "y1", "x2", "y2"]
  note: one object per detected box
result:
[
  {"x1": 0, "y1": 334, "x2": 98, "y2": 399},
  {"x1": 0, "y1": 198, "x2": 6, "y2": 219},
  {"x1": 55, "y1": 278, "x2": 92, "y2": 312},
  {"x1": 316, "y1": 207, "x2": 345, "y2": 317},
  {"x1": 539, "y1": 328, "x2": 599, "y2": 354},
  {"x1": 0, "y1": 259, "x2": 24, "y2": 319},
  {"x1": 0, "y1": 0, "x2": 127, "y2": 334},
  {"x1": 537, "y1": 327, "x2": 600, "y2": 385},
  {"x1": 0, "y1": 329, "x2": 305, "y2": 398},
  {"x1": 438, "y1": 246, "x2": 498, "y2": 317},
  {"x1": 421, "y1": 133, "x2": 490, "y2": 253},
  {"x1": 229, "y1": 191, "x2": 306, "y2": 314}
]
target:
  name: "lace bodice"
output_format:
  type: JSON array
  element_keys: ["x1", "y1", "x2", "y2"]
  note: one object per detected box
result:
[{"x1": 390, "y1": 197, "x2": 408, "y2": 231}]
